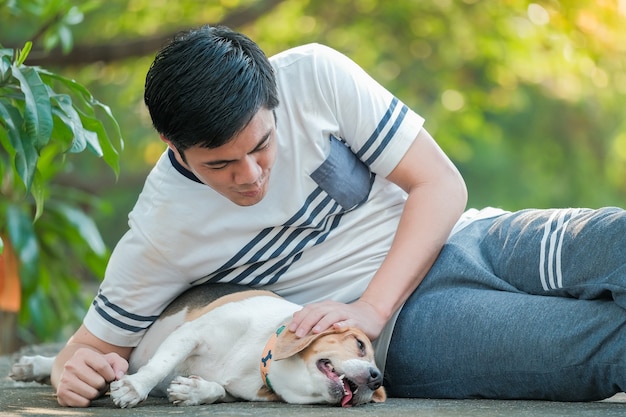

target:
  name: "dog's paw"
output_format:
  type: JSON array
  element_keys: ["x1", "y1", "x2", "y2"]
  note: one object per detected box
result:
[
  {"x1": 167, "y1": 375, "x2": 225, "y2": 406},
  {"x1": 110, "y1": 376, "x2": 149, "y2": 408},
  {"x1": 9, "y1": 355, "x2": 54, "y2": 384}
]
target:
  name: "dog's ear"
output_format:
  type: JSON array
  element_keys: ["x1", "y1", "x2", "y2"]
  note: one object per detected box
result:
[
  {"x1": 273, "y1": 327, "x2": 348, "y2": 360},
  {"x1": 371, "y1": 386, "x2": 387, "y2": 403}
]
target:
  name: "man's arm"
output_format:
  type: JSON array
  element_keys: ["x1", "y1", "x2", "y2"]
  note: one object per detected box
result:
[
  {"x1": 52, "y1": 324, "x2": 132, "y2": 407},
  {"x1": 289, "y1": 127, "x2": 467, "y2": 339}
]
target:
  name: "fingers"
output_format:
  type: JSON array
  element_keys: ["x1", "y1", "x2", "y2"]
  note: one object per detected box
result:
[
  {"x1": 105, "y1": 352, "x2": 129, "y2": 380},
  {"x1": 56, "y1": 349, "x2": 128, "y2": 407},
  {"x1": 288, "y1": 302, "x2": 329, "y2": 337},
  {"x1": 288, "y1": 300, "x2": 386, "y2": 340},
  {"x1": 332, "y1": 320, "x2": 351, "y2": 330},
  {"x1": 57, "y1": 387, "x2": 94, "y2": 408},
  {"x1": 288, "y1": 301, "x2": 358, "y2": 338}
]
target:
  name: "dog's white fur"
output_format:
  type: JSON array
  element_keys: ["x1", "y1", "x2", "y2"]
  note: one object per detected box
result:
[{"x1": 11, "y1": 288, "x2": 385, "y2": 408}]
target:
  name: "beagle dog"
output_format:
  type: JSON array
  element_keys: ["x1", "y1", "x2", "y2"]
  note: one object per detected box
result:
[{"x1": 10, "y1": 284, "x2": 386, "y2": 408}]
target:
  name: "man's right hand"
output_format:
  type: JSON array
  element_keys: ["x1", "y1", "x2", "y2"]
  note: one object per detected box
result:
[
  {"x1": 51, "y1": 325, "x2": 132, "y2": 407},
  {"x1": 56, "y1": 348, "x2": 128, "y2": 407},
  {"x1": 55, "y1": 348, "x2": 129, "y2": 407}
]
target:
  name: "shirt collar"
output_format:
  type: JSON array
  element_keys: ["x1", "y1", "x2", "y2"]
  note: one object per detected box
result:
[{"x1": 167, "y1": 148, "x2": 202, "y2": 183}]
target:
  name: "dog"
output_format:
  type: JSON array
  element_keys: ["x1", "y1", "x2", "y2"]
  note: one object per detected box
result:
[{"x1": 10, "y1": 284, "x2": 386, "y2": 408}]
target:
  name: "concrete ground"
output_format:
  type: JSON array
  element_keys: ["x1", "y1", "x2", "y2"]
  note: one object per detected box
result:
[{"x1": 3, "y1": 345, "x2": 626, "y2": 417}]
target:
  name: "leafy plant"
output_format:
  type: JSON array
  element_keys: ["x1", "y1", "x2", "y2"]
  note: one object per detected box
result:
[{"x1": 0, "y1": 36, "x2": 123, "y2": 343}]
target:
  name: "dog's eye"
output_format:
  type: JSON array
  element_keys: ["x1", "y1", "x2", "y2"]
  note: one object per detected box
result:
[{"x1": 356, "y1": 338, "x2": 366, "y2": 356}]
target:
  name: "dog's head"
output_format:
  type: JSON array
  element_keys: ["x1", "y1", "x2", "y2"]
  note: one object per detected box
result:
[{"x1": 264, "y1": 326, "x2": 386, "y2": 407}]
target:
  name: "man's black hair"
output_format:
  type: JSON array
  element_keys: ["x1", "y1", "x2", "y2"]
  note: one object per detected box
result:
[{"x1": 144, "y1": 25, "x2": 279, "y2": 153}]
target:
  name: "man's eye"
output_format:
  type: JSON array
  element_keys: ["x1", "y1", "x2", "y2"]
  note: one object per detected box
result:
[{"x1": 206, "y1": 163, "x2": 228, "y2": 170}]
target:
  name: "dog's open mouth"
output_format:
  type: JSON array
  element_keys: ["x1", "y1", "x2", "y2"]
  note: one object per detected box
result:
[{"x1": 316, "y1": 359, "x2": 359, "y2": 407}]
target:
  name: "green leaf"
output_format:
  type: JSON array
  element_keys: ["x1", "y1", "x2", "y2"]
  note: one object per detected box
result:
[
  {"x1": 11, "y1": 65, "x2": 53, "y2": 150},
  {"x1": 30, "y1": 169, "x2": 45, "y2": 221},
  {"x1": 0, "y1": 100, "x2": 38, "y2": 190},
  {"x1": 63, "y1": 6, "x2": 85, "y2": 25},
  {"x1": 92, "y1": 100, "x2": 124, "y2": 154},
  {"x1": 53, "y1": 203, "x2": 106, "y2": 256},
  {"x1": 78, "y1": 111, "x2": 120, "y2": 176},
  {"x1": 37, "y1": 68, "x2": 94, "y2": 103},
  {"x1": 38, "y1": 69, "x2": 123, "y2": 175},
  {"x1": 50, "y1": 93, "x2": 88, "y2": 153},
  {"x1": 0, "y1": 100, "x2": 19, "y2": 158},
  {"x1": 58, "y1": 25, "x2": 74, "y2": 54},
  {"x1": 6, "y1": 204, "x2": 39, "y2": 287},
  {"x1": 43, "y1": 32, "x2": 60, "y2": 52},
  {"x1": 15, "y1": 41, "x2": 32, "y2": 66},
  {"x1": 34, "y1": 137, "x2": 64, "y2": 181},
  {"x1": 0, "y1": 54, "x2": 11, "y2": 84},
  {"x1": 48, "y1": 107, "x2": 76, "y2": 151},
  {"x1": 27, "y1": 289, "x2": 56, "y2": 340}
]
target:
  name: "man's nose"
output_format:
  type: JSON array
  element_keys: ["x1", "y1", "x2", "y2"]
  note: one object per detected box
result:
[{"x1": 234, "y1": 155, "x2": 262, "y2": 184}]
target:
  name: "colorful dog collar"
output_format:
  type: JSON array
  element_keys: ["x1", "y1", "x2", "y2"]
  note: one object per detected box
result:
[{"x1": 260, "y1": 324, "x2": 286, "y2": 391}]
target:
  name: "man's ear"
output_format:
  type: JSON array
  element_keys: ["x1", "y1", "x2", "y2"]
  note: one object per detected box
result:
[
  {"x1": 160, "y1": 134, "x2": 175, "y2": 149},
  {"x1": 273, "y1": 327, "x2": 349, "y2": 361},
  {"x1": 160, "y1": 134, "x2": 188, "y2": 167}
]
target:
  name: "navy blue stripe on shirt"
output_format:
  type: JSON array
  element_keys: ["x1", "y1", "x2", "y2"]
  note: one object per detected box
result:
[
  {"x1": 355, "y1": 97, "x2": 409, "y2": 167},
  {"x1": 261, "y1": 252, "x2": 304, "y2": 286},
  {"x1": 191, "y1": 188, "x2": 327, "y2": 285},
  {"x1": 96, "y1": 291, "x2": 159, "y2": 322},
  {"x1": 364, "y1": 104, "x2": 408, "y2": 166},
  {"x1": 92, "y1": 301, "x2": 149, "y2": 333},
  {"x1": 258, "y1": 210, "x2": 344, "y2": 286},
  {"x1": 192, "y1": 190, "x2": 344, "y2": 286},
  {"x1": 234, "y1": 199, "x2": 341, "y2": 285},
  {"x1": 356, "y1": 97, "x2": 399, "y2": 160},
  {"x1": 168, "y1": 148, "x2": 202, "y2": 183},
  {"x1": 93, "y1": 291, "x2": 159, "y2": 334}
]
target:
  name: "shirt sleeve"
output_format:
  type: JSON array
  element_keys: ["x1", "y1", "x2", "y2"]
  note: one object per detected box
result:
[
  {"x1": 309, "y1": 44, "x2": 425, "y2": 177},
  {"x1": 82, "y1": 154, "x2": 194, "y2": 347}
]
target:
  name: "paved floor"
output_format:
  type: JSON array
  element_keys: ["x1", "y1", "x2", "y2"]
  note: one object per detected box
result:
[{"x1": 3, "y1": 345, "x2": 626, "y2": 417}]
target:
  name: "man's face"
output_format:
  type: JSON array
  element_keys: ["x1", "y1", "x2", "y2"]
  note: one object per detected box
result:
[{"x1": 166, "y1": 108, "x2": 277, "y2": 206}]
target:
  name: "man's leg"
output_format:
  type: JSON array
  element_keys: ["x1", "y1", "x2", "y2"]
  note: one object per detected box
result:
[
  {"x1": 480, "y1": 207, "x2": 626, "y2": 304},
  {"x1": 384, "y1": 208, "x2": 626, "y2": 400},
  {"x1": 385, "y1": 286, "x2": 626, "y2": 400}
]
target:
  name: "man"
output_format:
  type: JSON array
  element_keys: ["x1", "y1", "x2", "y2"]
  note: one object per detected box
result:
[{"x1": 52, "y1": 25, "x2": 626, "y2": 407}]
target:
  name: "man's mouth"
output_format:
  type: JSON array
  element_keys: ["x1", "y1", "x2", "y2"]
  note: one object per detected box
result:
[
  {"x1": 236, "y1": 178, "x2": 265, "y2": 197},
  {"x1": 238, "y1": 188, "x2": 261, "y2": 197},
  {"x1": 316, "y1": 359, "x2": 359, "y2": 407}
]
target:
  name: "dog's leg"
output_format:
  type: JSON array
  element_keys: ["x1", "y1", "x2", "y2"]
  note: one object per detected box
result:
[
  {"x1": 167, "y1": 375, "x2": 229, "y2": 405},
  {"x1": 9, "y1": 355, "x2": 55, "y2": 385},
  {"x1": 110, "y1": 326, "x2": 199, "y2": 408}
]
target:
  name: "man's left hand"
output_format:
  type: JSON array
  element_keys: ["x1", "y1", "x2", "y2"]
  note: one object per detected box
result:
[{"x1": 287, "y1": 299, "x2": 386, "y2": 340}]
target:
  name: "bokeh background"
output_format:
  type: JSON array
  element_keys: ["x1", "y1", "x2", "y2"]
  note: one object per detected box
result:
[{"x1": 1, "y1": 0, "x2": 625, "y2": 348}]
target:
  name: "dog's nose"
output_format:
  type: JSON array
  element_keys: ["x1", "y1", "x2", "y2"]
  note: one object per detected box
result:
[{"x1": 367, "y1": 367, "x2": 383, "y2": 390}]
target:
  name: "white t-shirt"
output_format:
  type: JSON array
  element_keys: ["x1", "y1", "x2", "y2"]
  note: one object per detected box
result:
[{"x1": 83, "y1": 43, "x2": 426, "y2": 367}]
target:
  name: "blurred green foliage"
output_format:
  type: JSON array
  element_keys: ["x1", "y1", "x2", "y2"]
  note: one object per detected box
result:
[
  {"x1": 1, "y1": 0, "x2": 123, "y2": 345},
  {"x1": 1, "y1": 0, "x2": 625, "y2": 343},
  {"x1": 54, "y1": 0, "x2": 626, "y2": 214}
]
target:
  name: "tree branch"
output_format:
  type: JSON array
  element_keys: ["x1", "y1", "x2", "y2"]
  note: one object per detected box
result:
[
  {"x1": 30, "y1": 12, "x2": 65, "y2": 45},
  {"x1": 22, "y1": 0, "x2": 285, "y2": 67}
]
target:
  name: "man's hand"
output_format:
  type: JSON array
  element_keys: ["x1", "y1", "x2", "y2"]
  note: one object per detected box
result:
[
  {"x1": 287, "y1": 299, "x2": 387, "y2": 340},
  {"x1": 55, "y1": 348, "x2": 128, "y2": 407}
]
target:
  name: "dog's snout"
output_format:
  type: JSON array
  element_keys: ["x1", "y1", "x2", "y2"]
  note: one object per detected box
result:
[{"x1": 367, "y1": 367, "x2": 383, "y2": 390}]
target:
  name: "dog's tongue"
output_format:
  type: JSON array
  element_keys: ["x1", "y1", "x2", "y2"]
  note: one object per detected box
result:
[{"x1": 341, "y1": 379, "x2": 353, "y2": 407}]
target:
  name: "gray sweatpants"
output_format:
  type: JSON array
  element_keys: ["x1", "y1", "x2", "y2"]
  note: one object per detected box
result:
[{"x1": 385, "y1": 207, "x2": 626, "y2": 400}]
